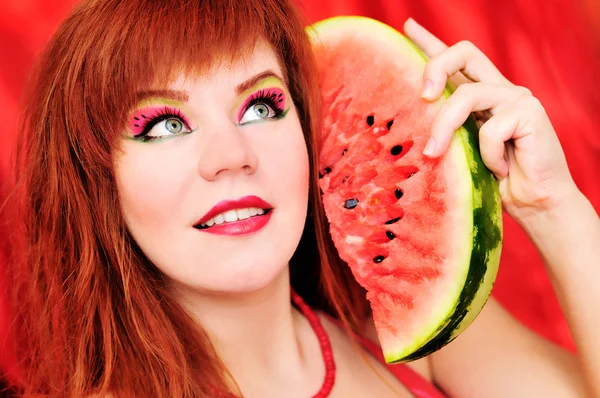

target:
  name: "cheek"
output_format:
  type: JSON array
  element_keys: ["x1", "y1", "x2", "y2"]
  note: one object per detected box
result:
[
  {"x1": 114, "y1": 148, "x2": 191, "y2": 236},
  {"x1": 262, "y1": 115, "x2": 310, "y2": 205},
  {"x1": 268, "y1": 116, "x2": 311, "y2": 250},
  {"x1": 282, "y1": 146, "x2": 310, "y2": 205}
]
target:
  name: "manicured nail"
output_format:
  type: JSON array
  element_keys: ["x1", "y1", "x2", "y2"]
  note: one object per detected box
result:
[
  {"x1": 406, "y1": 17, "x2": 421, "y2": 27},
  {"x1": 423, "y1": 136, "x2": 436, "y2": 156},
  {"x1": 421, "y1": 79, "x2": 434, "y2": 99}
]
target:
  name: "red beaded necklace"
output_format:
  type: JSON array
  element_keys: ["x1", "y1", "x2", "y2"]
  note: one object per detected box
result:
[{"x1": 291, "y1": 289, "x2": 337, "y2": 397}]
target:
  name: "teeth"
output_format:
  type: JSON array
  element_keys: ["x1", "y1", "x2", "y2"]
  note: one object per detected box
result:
[
  {"x1": 199, "y1": 207, "x2": 267, "y2": 227},
  {"x1": 223, "y1": 210, "x2": 238, "y2": 222},
  {"x1": 237, "y1": 208, "x2": 251, "y2": 220}
]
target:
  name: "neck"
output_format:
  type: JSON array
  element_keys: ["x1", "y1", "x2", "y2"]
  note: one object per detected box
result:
[{"x1": 172, "y1": 268, "x2": 324, "y2": 394}]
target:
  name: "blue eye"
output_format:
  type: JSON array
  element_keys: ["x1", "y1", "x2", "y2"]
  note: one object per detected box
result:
[
  {"x1": 239, "y1": 102, "x2": 277, "y2": 124},
  {"x1": 141, "y1": 117, "x2": 190, "y2": 140},
  {"x1": 135, "y1": 116, "x2": 191, "y2": 142},
  {"x1": 131, "y1": 107, "x2": 193, "y2": 142},
  {"x1": 165, "y1": 118, "x2": 184, "y2": 134},
  {"x1": 238, "y1": 89, "x2": 287, "y2": 125}
]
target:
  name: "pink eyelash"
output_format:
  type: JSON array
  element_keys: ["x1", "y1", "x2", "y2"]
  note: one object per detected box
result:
[{"x1": 129, "y1": 106, "x2": 190, "y2": 137}]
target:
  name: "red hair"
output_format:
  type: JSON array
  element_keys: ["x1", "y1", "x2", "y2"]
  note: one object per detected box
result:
[{"x1": 5, "y1": 0, "x2": 369, "y2": 396}]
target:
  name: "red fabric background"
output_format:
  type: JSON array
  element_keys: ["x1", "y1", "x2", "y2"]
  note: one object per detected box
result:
[{"x1": 1, "y1": 0, "x2": 598, "y2": 373}]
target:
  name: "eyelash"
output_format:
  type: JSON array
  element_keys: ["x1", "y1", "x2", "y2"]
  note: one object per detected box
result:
[
  {"x1": 242, "y1": 89, "x2": 286, "y2": 121},
  {"x1": 132, "y1": 107, "x2": 191, "y2": 142},
  {"x1": 131, "y1": 89, "x2": 285, "y2": 142}
]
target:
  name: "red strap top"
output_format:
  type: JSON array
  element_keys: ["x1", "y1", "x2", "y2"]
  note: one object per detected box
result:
[{"x1": 324, "y1": 313, "x2": 447, "y2": 398}]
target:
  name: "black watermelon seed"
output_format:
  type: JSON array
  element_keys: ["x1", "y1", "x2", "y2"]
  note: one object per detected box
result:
[
  {"x1": 344, "y1": 199, "x2": 359, "y2": 209},
  {"x1": 342, "y1": 149, "x2": 347, "y2": 156},
  {"x1": 319, "y1": 167, "x2": 332, "y2": 179},
  {"x1": 366, "y1": 115, "x2": 375, "y2": 127},
  {"x1": 141, "y1": 115, "x2": 147, "y2": 119},
  {"x1": 386, "y1": 231, "x2": 396, "y2": 240},
  {"x1": 394, "y1": 188, "x2": 404, "y2": 199},
  {"x1": 391, "y1": 145, "x2": 403, "y2": 156},
  {"x1": 387, "y1": 120, "x2": 394, "y2": 130},
  {"x1": 134, "y1": 117, "x2": 140, "y2": 121},
  {"x1": 385, "y1": 217, "x2": 402, "y2": 224},
  {"x1": 373, "y1": 255, "x2": 385, "y2": 263}
]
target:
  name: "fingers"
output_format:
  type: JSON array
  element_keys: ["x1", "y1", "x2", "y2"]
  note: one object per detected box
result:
[
  {"x1": 422, "y1": 41, "x2": 512, "y2": 100},
  {"x1": 404, "y1": 18, "x2": 546, "y2": 181},
  {"x1": 404, "y1": 18, "x2": 473, "y2": 91},
  {"x1": 404, "y1": 18, "x2": 511, "y2": 100},
  {"x1": 403, "y1": 17, "x2": 448, "y2": 57},
  {"x1": 477, "y1": 113, "x2": 519, "y2": 179},
  {"x1": 477, "y1": 96, "x2": 549, "y2": 179},
  {"x1": 433, "y1": 93, "x2": 545, "y2": 180},
  {"x1": 423, "y1": 83, "x2": 532, "y2": 160}
]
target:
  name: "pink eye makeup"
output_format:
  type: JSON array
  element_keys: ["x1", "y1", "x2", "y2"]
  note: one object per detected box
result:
[
  {"x1": 129, "y1": 105, "x2": 194, "y2": 142},
  {"x1": 237, "y1": 87, "x2": 289, "y2": 125}
]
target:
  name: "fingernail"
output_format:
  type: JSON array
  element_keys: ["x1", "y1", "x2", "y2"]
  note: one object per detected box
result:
[
  {"x1": 423, "y1": 136, "x2": 436, "y2": 156},
  {"x1": 406, "y1": 17, "x2": 420, "y2": 26},
  {"x1": 421, "y1": 80, "x2": 434, "y2": 99}
]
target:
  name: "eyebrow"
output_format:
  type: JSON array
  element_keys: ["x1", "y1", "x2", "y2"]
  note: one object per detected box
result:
[
  {"x1": 134, "y1": 70, "x2": 285, "y2": 104},
  {"x1": 134, "y1": 89, "x2": 189, "y2": 104},
  {"x1": 235, "y1": 70, "x2": 285, "y2": 95}
]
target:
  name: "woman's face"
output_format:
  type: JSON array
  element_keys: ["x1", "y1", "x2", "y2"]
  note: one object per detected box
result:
[{"x1": 114, "y1": 42, "x2": 310, "y2": 295}]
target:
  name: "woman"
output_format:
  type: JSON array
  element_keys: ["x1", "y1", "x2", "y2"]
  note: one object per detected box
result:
[{"x1": 4, "y1": 0, "x2": 599, "y2": 396}]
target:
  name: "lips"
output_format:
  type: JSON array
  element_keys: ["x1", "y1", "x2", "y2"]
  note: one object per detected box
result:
[{"x1": 193, "y1": 195, "x2": 273, "y2": 229}]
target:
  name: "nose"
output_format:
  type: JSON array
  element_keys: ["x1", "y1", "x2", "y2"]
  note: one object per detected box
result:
[{"x1": 198, "y1": 122, "x2": 259, "y2": 181}]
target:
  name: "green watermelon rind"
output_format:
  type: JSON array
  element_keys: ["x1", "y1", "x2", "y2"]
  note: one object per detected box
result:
[
  {"x1": 309, "y1": 16, "x2": 503, "y2": 363},
  {"x1": 383, "y1": 132, "x2": 476, "y2": 362},
  {"x1": 399, "y1": 116, "x2": 503, "y2": 362}
]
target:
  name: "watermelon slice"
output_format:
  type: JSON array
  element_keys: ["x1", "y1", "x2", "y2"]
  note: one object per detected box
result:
[{"x1": 309, "y1": 17, "x2": 503, "y2": 363}]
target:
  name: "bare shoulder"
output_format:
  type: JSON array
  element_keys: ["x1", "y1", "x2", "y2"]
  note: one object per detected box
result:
[
  {"x1": 428, "y1": 296, "x2": 585, "y2": 397},
  {"x1": 340, "y1": 296, "x2": 583, "y2": 397}
]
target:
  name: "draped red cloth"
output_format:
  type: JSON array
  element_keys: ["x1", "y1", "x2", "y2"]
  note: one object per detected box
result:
[{"x1": 1, "y1": 0, "x2": 598, "y2": 374}]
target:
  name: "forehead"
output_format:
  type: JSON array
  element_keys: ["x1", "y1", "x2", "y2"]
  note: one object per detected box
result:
[{"x1": 167, "y1": 41, "x2": 286, "y2": 92}]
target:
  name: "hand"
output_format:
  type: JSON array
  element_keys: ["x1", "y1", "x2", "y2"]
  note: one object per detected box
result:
[{"x1": 403, "y1": 18, "x2": 579, "y2": 223}]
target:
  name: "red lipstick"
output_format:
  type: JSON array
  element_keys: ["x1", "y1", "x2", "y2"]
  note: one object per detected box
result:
[{"x1": 193, "y1": 195, "x2": 273, "y2": 236}]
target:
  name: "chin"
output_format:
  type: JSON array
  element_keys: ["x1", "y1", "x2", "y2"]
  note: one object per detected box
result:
[
  {"x1": 165, "y1": 252, "x2": 291, "y2": 297},
  {"x1": 213, "y1": 257, "x2": 289, "y2": 294},
  {"x1": 156, "y1": 211, "x2": 308, "y2": 296},
  {"x1": 193, "y1": 218, "x2": 306, "y2": 295}
]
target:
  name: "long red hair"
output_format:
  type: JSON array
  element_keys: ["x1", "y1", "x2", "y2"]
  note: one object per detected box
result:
[{"x1": 4, "y1": 0, "x2": 369, "y2": 396}]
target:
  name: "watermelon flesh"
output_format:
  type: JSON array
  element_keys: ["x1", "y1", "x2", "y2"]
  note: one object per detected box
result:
[{"x1": 309, "y1": 17, "x2": 503, "y2": 363}]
